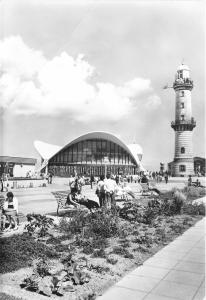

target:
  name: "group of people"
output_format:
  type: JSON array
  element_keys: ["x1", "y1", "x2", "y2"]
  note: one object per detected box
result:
[
  {"x1": 0, "y1": 192, "x2": 19, "y2": 231},
  {"x1": 188, "y1": 175, "x2": 203, "y2": 187},
  {"x1": 66, "y1": 174, "x2": 119, "y2": 209},
  {"x1": 96, "y1": 174, "x2": 118, "y2": 208}
]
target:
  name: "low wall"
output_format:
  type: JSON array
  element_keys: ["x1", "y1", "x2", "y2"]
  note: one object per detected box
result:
[{"x1": 5, "y1": 179, "x2": 47, "y2": 189}]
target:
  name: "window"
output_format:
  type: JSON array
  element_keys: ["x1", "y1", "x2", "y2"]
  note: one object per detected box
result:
[
  {"x1": 179, "y1": 70, "x2": 183, "y2": 79},
  {"x1": 179, "y1": 165, "x2": 186, "y2": 172},
  {"x1": 181, "y1": 115, "x2": 185, "y2": 121},
  {"x1": 181, "y1": 147, "x2": 185, "y2": 154},
  {"x1": 181, "y1": 102, "x2": 184, "y2": 108},
  {"x1": 180, "y1": 91, "x2": 184, "y2": 97}
]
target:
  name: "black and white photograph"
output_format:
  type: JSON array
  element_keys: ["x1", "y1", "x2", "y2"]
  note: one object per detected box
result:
[{"x1": 0, "y1": 0, "x2": 205, "y2": 299}]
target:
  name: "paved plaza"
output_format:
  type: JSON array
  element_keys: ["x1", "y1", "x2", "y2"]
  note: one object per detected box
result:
[{"x1": 10, "y1": 176, "x2": 205, "y2": 218}]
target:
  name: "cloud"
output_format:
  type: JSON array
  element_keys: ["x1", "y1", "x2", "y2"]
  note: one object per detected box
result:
[{"x1": 0, "y1": 36, "x2": 161, "y2": 122}]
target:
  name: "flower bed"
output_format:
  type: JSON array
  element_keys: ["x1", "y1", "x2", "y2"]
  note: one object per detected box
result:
[{"x1": 0, "y1": 188, "x2": 205, "y2": 300}]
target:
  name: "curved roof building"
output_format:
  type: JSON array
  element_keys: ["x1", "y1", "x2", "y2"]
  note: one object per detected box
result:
[{"x1": 34, "y1": 132, "x2": 144, "y2": 176}]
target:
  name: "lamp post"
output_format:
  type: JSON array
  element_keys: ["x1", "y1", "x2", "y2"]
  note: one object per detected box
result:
[{"x1": 103, "y1": 157, "x2": 110, "y2": 178}]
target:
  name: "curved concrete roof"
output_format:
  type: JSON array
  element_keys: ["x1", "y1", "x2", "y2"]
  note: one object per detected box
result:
[
  {"x1": 34, "y1": 140, "x2": 62, "y2": 160},
  {"x1": 127, "y1": 143, "x2": 143, "y2": 156},
  {"x1": 34, "y1": 131, "x2": 144, "y2": 169}
]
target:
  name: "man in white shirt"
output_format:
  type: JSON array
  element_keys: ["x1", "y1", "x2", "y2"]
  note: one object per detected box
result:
[{"x1": 104, "y1": 174, "x2": 117, "y2": 208}]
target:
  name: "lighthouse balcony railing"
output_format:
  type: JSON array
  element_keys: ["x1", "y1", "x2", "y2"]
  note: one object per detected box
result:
[
  {"x1": 173, "y1": 78, "x2": 193, "y2": 89},
  {"x1": 171, "y1": 118, "x2": 196, "y2": 126}
]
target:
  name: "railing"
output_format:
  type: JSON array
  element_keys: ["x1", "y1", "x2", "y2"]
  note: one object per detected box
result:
[
  {"x1": 171, "y1": 118, "x2": 196, "y2": 126},
  {"x1": 173, "y1": 78, "x2": 193, "y2": 89}
]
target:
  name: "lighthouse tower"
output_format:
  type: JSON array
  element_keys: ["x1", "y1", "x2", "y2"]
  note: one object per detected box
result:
[{"x1": 171, "y1": 64, "x2": 196, "y2": 177}]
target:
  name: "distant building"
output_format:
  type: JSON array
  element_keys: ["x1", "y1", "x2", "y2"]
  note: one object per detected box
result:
[
  {"x1": 170, "y1": 64, "x2": 196, "y2": 177},
  {"x1": 168, "y1": 157, "x2": 205, "y2": 177},
  {"x1": 0, "y1": 156, "x2": 37, "y2": 178},
  {"x1": 34, "y1": 131, "x2": 145, "y2": 176}
]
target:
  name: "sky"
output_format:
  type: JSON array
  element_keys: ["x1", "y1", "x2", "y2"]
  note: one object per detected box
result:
[{"x1": 0, "y1": 0, "x2": 205, "y2": 170}]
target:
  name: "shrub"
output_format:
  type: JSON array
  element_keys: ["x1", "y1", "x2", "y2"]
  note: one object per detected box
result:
[
  {"x1": 92, "y1": 248, "x2": 106, "y2": 258},
  {"x1": 183, "y1": 202, "x2": 205, "y2": 215},
  {"x1": 133, "y1": 245, "x2": 149, "y2": 253},
  {"x1": 59, "y1": 210, "x2": 89, "y2": 236},
  {"x1": 106, "y1": 256, "x2": 118, "y2": 265},
  {"x1": 77, "y1": 290, "x2": 96, "y2": 300},
  {"x1": 21, "y1": 254, "x2": 91, "y2": 297},
  {"x1": 0, "y1": 233, "x2": 58, "y2": 274},
  {"x1": 112, "y1": 246, "x2": 134, "y2": 258},
  {"x1": 184, "y1": 186, "x2": 206, "y2": 199},
  {"x1": 132, "y1": 232, "x2": 153, "y2": 247},
  {"x1": 35, "y1": 258, "x2": 50, "y2": 277},
  {"x1": 54, "y1": 244, "x2": 69, "y2": 253},
  {"x1": 119, "y1": 201, "x2": 160, "y2": 224},
  {"x1": 46, "y1": 235, "x2": 68, "y2": 245},
  {"x1": 25, "y1": 214, "x2": 54, "y2": 238},
  {"x1": 118, "y1": 238, "x2": 131, "y2": 248},
  {"x1": 59, "y1": 208, "x2": 119, "y2": 239},
  {"x1": 89, "y1": 264, "x2": 110, "y2": 274}
]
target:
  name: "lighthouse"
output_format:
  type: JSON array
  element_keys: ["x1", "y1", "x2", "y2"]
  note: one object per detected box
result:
[{"x1": 171, "y1": 64, "x2": 196, "y2": 177}]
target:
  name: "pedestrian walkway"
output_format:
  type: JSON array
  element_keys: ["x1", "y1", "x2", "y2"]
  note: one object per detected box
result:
[{"x1": 97, "y1": 217, "x2": 205, "y2": 300}]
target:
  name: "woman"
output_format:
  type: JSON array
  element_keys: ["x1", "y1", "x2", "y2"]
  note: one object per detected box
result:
[
  {"x1": 3, "y1": 192, "x2": 19, "y2": 231},
  {"x1": 66, "y1": 178, "x2": 81, "y2": 207}
]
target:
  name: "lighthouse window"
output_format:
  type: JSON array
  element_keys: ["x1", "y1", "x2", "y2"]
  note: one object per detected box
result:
[
  {"x1": 181, "y1": 115, "x2": 185, "y2": 121},
  {"x1": 179, "y1": 165, "x2": 186, "y2": 172},
  {"x1": 179, "y1": 70, "x2": 183, "y2": 79},
  {"x1": 181, "y1": 147, "x2": 185, "y2": 153},
  {"x1": 180, "y1": 91, "x2": 184, "y2": 97},
  {"x1": 181, "y1": 103, "x2": 184, "y2": 108}
]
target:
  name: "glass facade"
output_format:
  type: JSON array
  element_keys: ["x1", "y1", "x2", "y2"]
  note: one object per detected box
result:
[{"x1": 48, "y1": 139, "x2": 137, "y2": 176}]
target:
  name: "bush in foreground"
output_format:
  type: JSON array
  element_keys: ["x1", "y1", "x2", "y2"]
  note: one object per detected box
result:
[{"x1": 0, "y1": 233, "x2": 58, "y2": 274}]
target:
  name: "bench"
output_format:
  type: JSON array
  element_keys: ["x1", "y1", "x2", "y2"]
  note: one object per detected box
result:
[
  {"x1": 51, "y1": 191, "x2": 72, "y2": 216},
  {"x1": 140, "y1": 183, "x2": 160, "y2": 197}
]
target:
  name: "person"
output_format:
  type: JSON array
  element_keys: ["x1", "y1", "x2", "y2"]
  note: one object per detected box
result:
[
  {"x1": 141, "y1": 174, "x2": 148, "y2": 183},
  {"x1": 188, "y1": 175, "x2": 192, "y2": 187},
  {"x1": 66, "y1": 177, "x2": 81, "y2": 206},
  {"x1": 48, "y1": 173, "x2": 53, "y2": 184},
  {"x1": 3, "y1": 192, "x2": 19, "y2": 231},
  {"x1": 0, "y1": 193, "x2": 6, "y2": 231},
  {"x1": 90, "y1": 174, "x2": 95, "y2": 189},
  {"x1": 104, "y1": 174, "x2": 117, "y2": 208},
  {"x1": 0, "y1": 177, "x2": 3, "y2": 192},
  {"x1": 96, "y1": 175, "x2": 105, "y2": 207},
  {"x1": 115, "y1": 175, "x2": 120, "y2": 185},
  {"x1": 164, "y1": 172, "x2": 169, "y2": 184}
]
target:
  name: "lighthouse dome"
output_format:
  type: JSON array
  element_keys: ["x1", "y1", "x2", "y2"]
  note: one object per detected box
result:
[{"x1": 177, "y1": 64, "x2": 190, "y2": 71}]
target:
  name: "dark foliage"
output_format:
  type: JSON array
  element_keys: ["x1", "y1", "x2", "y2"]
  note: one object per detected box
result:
[
  {"x1": 92, "y1": 248, "x2": 106, "y2": 258},
  {"x1": 25, "y1": 214, "x2": 54, "y2": 238},
  {"x1": 0, "y1": 233, "x2": 58, "y2": 274},
  {"x1": 183, "y1": 202, "x2": 205, "y2": 216},
  {"x1": 106, "y1": 257, "x2": 118, "y2": 265},
  {"x1": 112, "y1": 246, "x2": 134, "y2": 258},
  {"x1": 89, "y1": 264, "x2": 110, "y2": 274}
]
